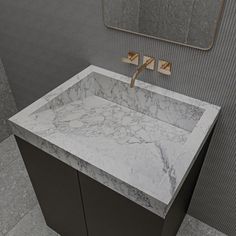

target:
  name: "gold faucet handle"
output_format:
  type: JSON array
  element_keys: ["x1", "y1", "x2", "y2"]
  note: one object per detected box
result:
[
  {"x1": 122, "y1": 52, "x2": 139, "y2": 65},
  {"x1": 143, "y1": 56, "x2": 155, "y2": 70},
  {"x1": 158, "y1": 60, "x2": 172, "y2": 75}
]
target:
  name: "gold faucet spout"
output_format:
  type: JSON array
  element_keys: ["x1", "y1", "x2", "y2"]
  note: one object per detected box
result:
[{"x1": 130, "y1": 57, "x2": 155, "y2": 88}]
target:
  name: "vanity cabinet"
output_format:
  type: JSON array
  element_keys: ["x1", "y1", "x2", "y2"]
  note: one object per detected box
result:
[
  {"x1": 10, "y1": 66, "x2": 220, "y2": 236},
  {"x1": 15, "y1": 125, "x2": 215, "y2": 236}
]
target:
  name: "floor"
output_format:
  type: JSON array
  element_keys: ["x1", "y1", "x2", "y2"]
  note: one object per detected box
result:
[
  {"x1": 0, "y1": 59, "x2": 17, "y2": 143},
  {"x1": 0, "y1": 136, "x2": 227, "y2": 236}
]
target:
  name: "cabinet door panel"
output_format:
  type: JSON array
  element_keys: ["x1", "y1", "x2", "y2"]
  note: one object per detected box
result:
[
  {"x1": 79, "y1": 172, "x2": 164, "y2": 236},
  {"x1": 15, "y1": 137, "x2": 87, "y2": 236}
]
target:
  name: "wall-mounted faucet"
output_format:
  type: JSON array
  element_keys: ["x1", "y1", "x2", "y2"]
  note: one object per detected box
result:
[
  {"x1": 130, "y1": 56, "x2": 155, "y2": 88},
  {"x1": 122, "y1": 52, "x2": 171, "y2": 88}
]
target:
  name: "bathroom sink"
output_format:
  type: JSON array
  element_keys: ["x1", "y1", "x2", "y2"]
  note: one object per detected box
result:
[{"x1": 9, "y1": 65, "x2": 220, "y2": 218}]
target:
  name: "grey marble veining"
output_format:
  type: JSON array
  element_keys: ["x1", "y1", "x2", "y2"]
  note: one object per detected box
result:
[
  {"x1": 0, "y1": 59, "x2": 17, "y2": 142},
  {"x1": 93, "y1": 73, "x2": 204, "y2": 132},
  {"x1": 9, "y1": 66, "x2": 220, "y2": 218}
]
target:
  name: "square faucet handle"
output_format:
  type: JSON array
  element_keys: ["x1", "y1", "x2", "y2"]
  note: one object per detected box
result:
[
  {"x1": 122, "y1": 52, "x2": 139, "y2": 65},
  {"x1": 158, "y1": 60, "x2": 172, "y2": 75},
  {"x1": 143, "y1": 56, "x2": 156, "y2": 70}
]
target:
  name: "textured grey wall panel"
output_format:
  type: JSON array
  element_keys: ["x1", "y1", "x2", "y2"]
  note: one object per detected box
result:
[
  {"x1": 0, "y1": 59, "x2": 17, "y2": 142},
  {"x1": 0, "y1": 0, "x2": 235, "y2": 235}
]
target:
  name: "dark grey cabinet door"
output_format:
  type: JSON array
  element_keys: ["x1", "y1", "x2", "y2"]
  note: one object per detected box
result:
[
  {"x1": 15, "y1": 137, "x2": 88, "y2": 236},
  {"x1": 79, "y1": 172, "x2": 164, "y2": 236}
]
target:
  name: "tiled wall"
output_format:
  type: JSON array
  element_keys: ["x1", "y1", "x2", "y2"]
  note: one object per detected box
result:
[
  {"x1": 0, "y1": 59, "x2": 17, "y2": 142},
  {"x1": 0, "y1": 0, "x2": 235, "y2": 235}
]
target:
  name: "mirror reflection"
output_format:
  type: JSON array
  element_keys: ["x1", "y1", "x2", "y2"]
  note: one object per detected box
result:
[{"x1": 102, "y1": 0, "x2": 224, "y2": 50}]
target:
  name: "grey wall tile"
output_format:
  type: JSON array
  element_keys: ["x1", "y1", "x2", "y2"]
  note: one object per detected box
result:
[
  {"x1": 0, "y1": 0, "x2": 235, "y2": 235},
  {"x1": 0, "y1": 59, "x2": 17, "y2": 142},
  {"x1": 6, "y1": 204, "x2": 58, "y2": 236},
  {"x1": 0, "y1": 158, "x2": 37, "y2": 234},
  {"x1": 0, "y1": 136, "x2": 19, "y2": 172}
]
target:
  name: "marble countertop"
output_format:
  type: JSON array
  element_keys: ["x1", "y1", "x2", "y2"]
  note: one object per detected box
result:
[{"x1": 9, "y1": 65, "x2": 220, "y2": 218}]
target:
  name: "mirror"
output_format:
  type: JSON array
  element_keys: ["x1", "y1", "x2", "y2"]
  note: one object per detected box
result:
[{"x1": 102, "y1": 0, "x2": 224, "y2": 50}]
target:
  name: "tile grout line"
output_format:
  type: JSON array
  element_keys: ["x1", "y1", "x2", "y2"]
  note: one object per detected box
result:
[{"x1": 2, "y1": 202, "x2": 39, "y2": 236}]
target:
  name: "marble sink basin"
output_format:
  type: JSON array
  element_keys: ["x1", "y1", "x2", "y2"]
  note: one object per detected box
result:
[{"x1": 9, "y1": 65, "x2": 220, "y2": 218}]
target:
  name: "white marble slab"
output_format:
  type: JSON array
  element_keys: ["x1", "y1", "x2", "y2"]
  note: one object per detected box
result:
[{"x1": 9, "y1": 65, "x2": 220, "y2": 218}]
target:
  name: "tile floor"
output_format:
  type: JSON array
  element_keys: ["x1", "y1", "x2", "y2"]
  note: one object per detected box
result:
[
  {"x1": 0, "y1": 135, "x2": 227, "y2": 236},
  {"x1": 0, "y1": 59, "x2": 18, "y2": 143}
]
